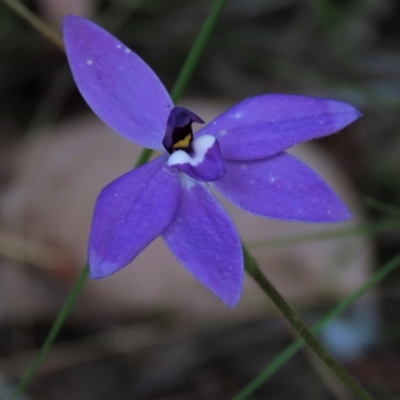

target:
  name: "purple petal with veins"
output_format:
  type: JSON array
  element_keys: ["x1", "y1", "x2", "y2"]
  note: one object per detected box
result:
[
  {"x1": 212, "y1": 152, "x2": 351, "y2": 222},
  {"x1": 89, "y1": 155, "x2": 181, "y2": 278},
  {"x1": 162, "y1": 180, "x2": 243, "y2": 307},
  {"x1": 198, "y1": 94, "x2": 361, "y2": 161},
  {"x1": 63, "y1": 15, "x2": 172, "y2": 150}
]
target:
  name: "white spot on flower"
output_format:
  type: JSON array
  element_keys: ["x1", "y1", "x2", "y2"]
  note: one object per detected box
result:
[
  {"x1": 116, "y1": 43, "x2": 122, "y2": 49},
  {"x1": 219, "y1": 129, "x2": 227, "y2": 136},
  {"x1": 234, "y1": 112, "x2": 242, "y2": 119},
  {"x1": 180, "y1": 174, "x2": 196, "y2": 189},
  {"x1": 86, "y1": 59, "x2": 93, "y2": 65},
  {"x1": 125, "y1": 47, "x2": 131, "y2": 53},
  {"x1": 168, "y1": 135, "x2": 216, "y2": 167},
  {"x1": 327, "y1": 210, "x2": 332, "y2": 214},
  {"x1": 269, "y1": 175, "x2": 276, "y2": 182}
]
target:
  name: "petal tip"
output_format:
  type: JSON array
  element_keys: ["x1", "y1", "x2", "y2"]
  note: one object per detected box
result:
[
  {"x1": 88, "y1": 251, "x2": 121, "y2": 279},
  {"x1": 62, "y1": 13, "x2": 75, "y2": 21},
  {"x1": 211, "y1": 283, "x2": 241, "y2": 308},
  {"x1": 331, "y1": 101, "x2": 363, "y2": 130},
  {"x1": 224, "y1": 292, "x2": 241, "y2": 308},
  {"x1": 217, "y1": 266, "x2": 243, "y2": 308},
  {"x1": 328, "y1": 206, "x2": 352, "y2": 223},
  {"x1": 347, "y1": 106, "x2": 363, "y2": 124},
  {"x1": 315, "y1": 200, "x2": 352, "y2": 223},
  {"x1": 62, "y1": 14, "x2": 82, "y2": 29}
]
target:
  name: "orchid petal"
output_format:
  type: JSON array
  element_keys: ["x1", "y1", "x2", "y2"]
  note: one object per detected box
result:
[
  {"x1": 162, "y1": 179, "x2": 243, "y2": 307},
  {"x1": 198, "y1": 94, "x2": 361, "y2": 161},
  {"x1": 89, "y1": 156, "x2": 181, "y2": 278},
  {"x1": 212, "y1": 152, "x2": 351, "y2": 222},
  {"x1": 167, "y1": 135, "x2": 225, "y2": 181},
  {"x1": 63, "y1": 15, "x2": 172, "y2": 150}
]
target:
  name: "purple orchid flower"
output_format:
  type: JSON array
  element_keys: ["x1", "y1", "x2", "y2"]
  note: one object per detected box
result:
[{"x1": 63, "y1": 15, "x2": 361, "y2": 307}]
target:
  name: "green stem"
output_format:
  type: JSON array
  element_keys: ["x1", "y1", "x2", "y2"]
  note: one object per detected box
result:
[
  {"x1": 243, "y1": 246, "x2": 376, "y2": 400},
  {"x1": 9, "y1": 266, "x2": 89, "y2": 400},
  {"x1": 232, "y1": 252, "x2": 400, "y2": 400},
  {"x1": 2, "y1": 0, "x2": 64, "y2": 50},
  {"x1": 170, "y1": 0, "x2": 228, "y2": 103},
  {"x1": 8, "y1": 1, "x2": 228, "y2": 398},
  {"x1": 134, "y1": 148, "x2": 154, "y2": 167}
]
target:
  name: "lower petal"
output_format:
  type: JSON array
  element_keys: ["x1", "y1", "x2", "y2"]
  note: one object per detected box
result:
[
  {"x1": 212, "y1": 152, "x2": 351, "y2": 222},
  {"x1": 89, "y1": 155, "x2": 181, "y2": 278},
  {"x1": 167, "y1": 135, "x2": 225, "y2": 182},
  {"x1": 162, "y1": 180, "x2": 243, "y2": 307}
]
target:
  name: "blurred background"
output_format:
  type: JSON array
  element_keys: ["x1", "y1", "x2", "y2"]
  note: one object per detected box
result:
[{"x1": 0, "y1": 0, "x2": 400, "y2": 399}]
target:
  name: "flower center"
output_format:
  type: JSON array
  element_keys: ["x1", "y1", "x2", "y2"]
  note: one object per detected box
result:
[{"x1": 162, "y1": 107, "x2": 204, "y2": 154}]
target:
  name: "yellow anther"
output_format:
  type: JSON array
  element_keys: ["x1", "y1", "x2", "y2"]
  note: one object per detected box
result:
[{"x1": 173, "y1": 134, "x2": 192, "y2": 149}]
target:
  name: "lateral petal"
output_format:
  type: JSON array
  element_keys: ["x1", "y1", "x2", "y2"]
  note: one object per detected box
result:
[
  {"x1": 162, "y1": 180, "x2": 243, "y2": 307},
  {"x1": 89, "y1": 156, "x2": 181, "y2": 278},
  {"x1": 198, "y1": 94, "x2": 361, "y2": 161},
  {"x1": 63, "y1": 15, "x2": 172, "y2": 150},
  {"x1": 212, "y1": 152, "x2": 351, "y2": 222}
]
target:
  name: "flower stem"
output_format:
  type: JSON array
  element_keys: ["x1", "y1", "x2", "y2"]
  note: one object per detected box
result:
[
  {"x1": 135, "y1": 148, "x2": 154, "y2": 167},
  {"x1": 170, "y1": 0, "x2": 228, "y2": 103},
  {"x1": 243, "y1": 246, "x2": 376, "y2": 400},
  {"x1": 9, "y1": 266, "x2": 89, "y2": 400},
  {"x1": 232, "y1": 252, "x2": 400, "y2": 400}
]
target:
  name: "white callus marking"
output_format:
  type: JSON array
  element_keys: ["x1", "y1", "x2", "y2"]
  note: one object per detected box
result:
[
  {"x1": 180, "y1": 173, "x2": 197, "y2": 189},
  {"x1": 168, "y1": 135, "x2": 216, "y2": 167}
]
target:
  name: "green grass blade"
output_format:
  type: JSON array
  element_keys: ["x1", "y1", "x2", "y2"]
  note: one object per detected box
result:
[
  {"x1": 247, "y1": 220, "x2": 400, "y2": 248},
  {"x1": 364, "y1": 198, "x2": 400, "y2": 217},
  {"x1": 231, "y1": 252, "x2": 400, "y2": 400},
  {"x1": 2, "y1": 0, "x2": 64, "y2": 50},
  {"x1": 169, "y1": 0, "x2": 228, "y2": 103},
  {"x1": 9, "y1": 266, "x2": 89, "y2": 400}
]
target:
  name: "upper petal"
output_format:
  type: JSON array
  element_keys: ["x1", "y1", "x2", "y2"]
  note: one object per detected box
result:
[
  {"x1": 162, "y1": 179, "x2": 243, "y2": 307},
  {"x1": 167, "y1": 135, "x2": 225, "y2": 182},
  {"x1": 198, "y1": 94, "x2": 361, "y2": 161},
  {"x1": 212, "y1": 152, "x2": 351, "y2": 222},
  {"x1": 63, "y1": 15, "x2": 173, "y2": 150},
  {"x1": 89, "y1": 155, "x2": 181, "y2": 278}
]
